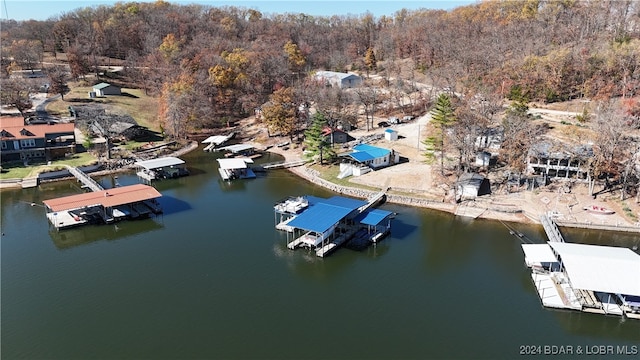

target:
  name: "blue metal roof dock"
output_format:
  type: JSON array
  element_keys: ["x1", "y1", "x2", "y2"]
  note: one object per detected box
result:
[{"x1": 274, "y1": 191, "x2": 392, "y2": 257}]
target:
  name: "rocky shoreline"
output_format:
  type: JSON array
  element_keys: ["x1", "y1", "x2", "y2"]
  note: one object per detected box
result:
[{"x1": 4, "y1": 141, "x2": 640, "y2": 234}]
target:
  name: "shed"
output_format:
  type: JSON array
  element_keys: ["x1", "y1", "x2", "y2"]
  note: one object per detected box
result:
[
  {"x1": 456, "y1": 173, "x2": 491, "y2": 200},
  {"x1": 93, "y1": 82, "x2": 121, "y2": 96},
  {"x1": 384, "y1": 128, "x2": 398, "y2": 141}
]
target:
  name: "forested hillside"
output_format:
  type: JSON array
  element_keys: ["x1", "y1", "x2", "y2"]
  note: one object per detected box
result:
[
  {"x1": 2, "y1": 0, "x2": 640, "y2": 195},
  {"x1": 3, "y1": 0, "x2": 640, "y2": 119}
]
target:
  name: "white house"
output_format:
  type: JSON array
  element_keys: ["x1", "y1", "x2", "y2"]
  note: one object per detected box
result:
[{"x1": 314, "y1": 71, "x2": 362, "y2": 88}]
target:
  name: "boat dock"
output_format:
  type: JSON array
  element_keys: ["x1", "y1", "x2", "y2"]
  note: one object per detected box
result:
[
  {"x1": 42, "y1": 184, "x2": 162, "y2": 230},
  {"x1": 274, "y1": 191, "x2": 393, "y2": 257},
  {"x1": 135, "y1": 156, "x2": 189, "y2": 182},
  {"x1": 202, "y1": 132, "x2": 235, "y2": 151},
  {"x1": 521, "y1": 241, "x2": 640, "y2": 320}
]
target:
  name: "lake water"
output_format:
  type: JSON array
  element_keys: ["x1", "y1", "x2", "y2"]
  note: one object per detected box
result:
[{"x1": 1, "y1": 147, "x2": 639, "y2": 359}]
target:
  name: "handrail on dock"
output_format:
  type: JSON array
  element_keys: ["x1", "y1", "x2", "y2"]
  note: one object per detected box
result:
[
  {"x1": 357, "y1": 187, "x2": 388, "y2": 213},
  {"x1": 540, "y1": 212, "x2": 565, "y2": 243},
  {"x1": 65, "y1": 165, "x2": 104, "y2": 192},
  {"x1": 262, "y1": 159, "x2": 308, "y2": 169}
]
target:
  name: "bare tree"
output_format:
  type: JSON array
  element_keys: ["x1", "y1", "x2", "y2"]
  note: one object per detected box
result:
[
  {"x1": 354, "y1": 84, "x2": 379, "y2": 131},
  {"x1": 47, "y1": 65, "x2": 69, "y2": 100},
  {"x1": 0, "y1": 78, "x2": 34, "y2": 116}
]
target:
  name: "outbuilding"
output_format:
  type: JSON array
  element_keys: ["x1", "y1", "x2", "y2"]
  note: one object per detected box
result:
[
  {"x1": 384, "y1": 128, "x2": 398, "y2": 141},
  {"x1": 93, "y1": 82, "x2": 121, "y2": 96},
  {"x1": 456, "y1": 173, "x2": 491, "y2": 201}
]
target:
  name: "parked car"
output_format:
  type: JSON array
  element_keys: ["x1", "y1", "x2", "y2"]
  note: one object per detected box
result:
[
  {"x1": 403, "y1": 115, "x2": 415, "y2": 122},
  {"x1": 388, "y1": 116, "x2": 400, "y2": 124},
  {"x1": 377, "y1": 121, "x2": 390, "y2": 128}
]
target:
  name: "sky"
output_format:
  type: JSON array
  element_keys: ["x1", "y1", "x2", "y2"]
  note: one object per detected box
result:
[{"x1": 2, "y1": 0, "x2": 477, "y2": 21}]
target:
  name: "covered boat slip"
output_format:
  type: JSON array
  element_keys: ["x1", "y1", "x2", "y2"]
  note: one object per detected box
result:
[
  {"x1": 202, "y1": 132, "x2": 235, "y2": 151},
  {"x1": 135, "y1": 156, "x2": 188, "y2": 181},
  {"x1": 522, "y1": 242, "x2": 640, "y2": 319},
  {"x1": 276, "y1": 195, "x2": 393, "y2": 257},
  {"x1": 43, "y1": 184, "x2": 162, "y2": 230},
  {"x1": 217, "y1": 158, "x2": 256, "y2": 180}
]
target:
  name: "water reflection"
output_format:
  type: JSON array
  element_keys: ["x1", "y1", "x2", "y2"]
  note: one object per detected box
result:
[
  {"x1": 49, "y1": 218, "x2": 164, "y2": 249},
  {"x1": 554, "y1": 310, "x2": 640, "y2": 342}
]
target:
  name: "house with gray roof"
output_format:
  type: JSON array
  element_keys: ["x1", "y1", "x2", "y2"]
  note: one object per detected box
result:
[{"x1": 93, "y1": 82, "x2": 121, "y2": 96}]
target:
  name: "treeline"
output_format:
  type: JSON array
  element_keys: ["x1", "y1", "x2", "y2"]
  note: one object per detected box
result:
[{"x1": 2, "y1": 0, "x2": 640, "y2": 127}]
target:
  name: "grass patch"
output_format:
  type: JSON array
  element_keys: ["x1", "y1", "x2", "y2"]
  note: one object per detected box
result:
[
  {"x1": 622, "y1": 205, "x2": 637, "y2": 221},
  {"x1": 0, "y1": 152, "x2": 98, "y2": 180},
  {"x1": 309, "y1": 163, "x2": 380, "y2": 191},
  {"x1": 45, "y1": 83, "x2": 160, "y2": 131}
]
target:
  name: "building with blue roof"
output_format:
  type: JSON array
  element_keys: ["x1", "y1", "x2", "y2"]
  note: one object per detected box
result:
[{"x1": 336, "y1": 144, "x2": 401, "y2": 179}]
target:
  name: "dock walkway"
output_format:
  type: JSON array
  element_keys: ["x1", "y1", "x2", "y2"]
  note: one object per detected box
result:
[
  {"x1": 66, "y1": 165, "x2": 104, "y2": 192},
  {"x1": 540, "y1": 212, "x2": 564, "y2": 243},
  {"x1": 262, "y1": 159, "x2": 308, "y2": 169}
]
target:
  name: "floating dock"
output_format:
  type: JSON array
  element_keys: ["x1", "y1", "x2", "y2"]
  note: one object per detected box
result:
[
  {"x1": 42, "y1": 184, "x2": 162, "y2": 230},
  {"x1": 202, "y1": 132, "x2": 235, "y2": 152},
  {"x1": 521, "y1": 240, "x2": 640, "y2": 320},
  {"x1": 217, "y1": 158, "x2": 256, "y2": 180},
  {"x1": 274, "y1": 192, "x2": 392, "y2": 257},
  {"x1": 135, "y1": 156, "x2": 189, "y2": 182}
]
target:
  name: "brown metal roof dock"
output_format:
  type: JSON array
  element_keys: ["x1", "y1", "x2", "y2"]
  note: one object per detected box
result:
[{"x1": 43, "y1": 184, "x2": 162, "y2": 230}]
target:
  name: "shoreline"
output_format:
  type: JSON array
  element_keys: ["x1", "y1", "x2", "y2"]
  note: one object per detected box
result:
[{"x1": 4, "y1": 141, "x2": 640, "y2": 234}]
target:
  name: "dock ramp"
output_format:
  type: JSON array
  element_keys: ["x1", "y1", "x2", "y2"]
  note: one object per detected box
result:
[
  {"x1": 66, "y1": 165, "x2": 104, "y2": 192},
  {"x1": 540, "y1": 212, "x2": 565, "y2": 243}
]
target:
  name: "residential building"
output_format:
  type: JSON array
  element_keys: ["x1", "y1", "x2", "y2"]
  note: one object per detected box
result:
[
  {"x1": 0, "y1": 116, "x2": 76, "y2": 163},
  {"x1": 526, "y1": 141, "x2": 592, "y2": 181},
  {"x1": 314, "y1": 71, "x2": 362, "y2": 88}
]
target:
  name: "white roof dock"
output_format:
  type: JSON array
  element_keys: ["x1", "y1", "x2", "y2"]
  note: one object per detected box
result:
[
  {"x1": 549, "y1": 242, "x2": 640, "y2": 296},
  {"x1": 135, "y1": 157, "x2": 185, "y2": 170},
  {"x1": 521, "y1": 243, "x2": 558, "y2": 267},
  {"x1": 218, "y1": 144, "x2": 254, "y2": 153},
  {"x1": 202, "y1": 135, "x2": 231, "y2": 145},
  {"x1": 217, "y1": 158, "x2": 253, "y2": 170}
]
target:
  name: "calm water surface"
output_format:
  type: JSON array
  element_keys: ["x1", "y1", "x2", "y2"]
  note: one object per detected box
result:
[{"x1": 1, "y1": 148, "x2": 639, "y2": 359}]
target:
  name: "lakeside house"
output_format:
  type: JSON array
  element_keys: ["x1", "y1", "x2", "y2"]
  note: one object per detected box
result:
[
  {"x1": 337, "y1": 144, "x2": 399, "y2": 179},
  {"x1": 526, "y1": 141, "x2": 592, "y2": 181},
  {"x1": 0, "y1": 116, "x2": 76, "y2": 164},
  {"x1": 322, "y1": 127, "x2": 354, "y2": 145}
]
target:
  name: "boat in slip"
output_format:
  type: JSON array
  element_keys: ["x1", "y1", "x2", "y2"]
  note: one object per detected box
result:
[
  {"x1": 583, "y1": 204, "x2": 615, "y2": 215},
  {"x1": 217, "y1": 157, "x2": 256, "y2": 180}
]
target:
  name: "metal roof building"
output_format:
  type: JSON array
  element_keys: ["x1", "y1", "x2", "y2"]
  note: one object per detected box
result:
[
  {"x1": 43, "y1": 184, "x2": 162, "y2": 212},
  {"x1": 548, "y1": 242, "x2": 640, "y2": 296},
  {"x1": 135, "y1": 157, "x2": 185, "y2": 170}
]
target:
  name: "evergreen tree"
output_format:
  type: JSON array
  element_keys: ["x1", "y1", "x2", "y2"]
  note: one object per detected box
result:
[
  {"x1": 303, "y1": 113, "x2": 335, "y2": 164},
  {"x1": 423, "y1": 93, "x2": 455, "y2": 174}
]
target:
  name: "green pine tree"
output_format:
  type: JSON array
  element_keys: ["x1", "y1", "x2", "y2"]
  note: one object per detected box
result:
[
  {"x1": 303, "y1": 113, "x2": 335, "y2": 164},
  {"x1": 424, "y1": 93, "x2": 455, "y2": 174}
]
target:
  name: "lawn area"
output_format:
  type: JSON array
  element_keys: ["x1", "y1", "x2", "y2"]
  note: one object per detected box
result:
[
  {"x1": 45, "y1": 82, "x2": 160, "y2": 131},
  {"x1": 0, "y1": 152, "x2": 98, "y2": 180},
  {"x1": 309, "y1": 163, "x2": 379, "y2": 191}
]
